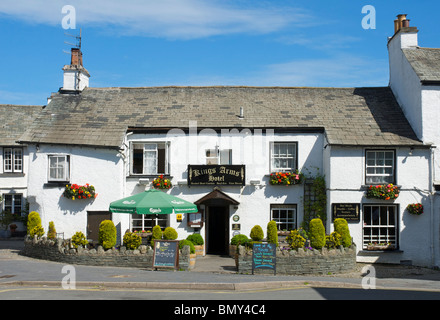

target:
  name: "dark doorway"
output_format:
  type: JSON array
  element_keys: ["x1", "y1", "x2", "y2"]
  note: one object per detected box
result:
[
  {"x1": 207, "y1": 206, "x2": 229, "y2": 254},
  {"x1": 87, "y1": 211, "x2": 112, "y2": 243}
]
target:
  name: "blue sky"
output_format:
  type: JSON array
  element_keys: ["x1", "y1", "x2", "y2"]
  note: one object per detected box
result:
[{"x1": 0, "y1": 0, "x2": 439, "y2": 106}]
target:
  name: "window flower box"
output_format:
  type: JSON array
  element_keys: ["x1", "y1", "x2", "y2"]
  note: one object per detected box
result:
[
  {"x1": 366, "y1": 243, "x2": 395, "y2": 251},
  {"x1": 152, "y1": 175, "x2": 172, "y2": 190},
  {"x1": 366, "y1": 184, "x2": 399, "y2": 200},
  {"x1": 62, "y1": 183, "x2": 97, "y2": 200},
  {"x1": 407, "y1": 203, "x2": 423, "y2": 215},
  {"x1": 269, "y1": 171, "x2": 303, "y2": 185}
]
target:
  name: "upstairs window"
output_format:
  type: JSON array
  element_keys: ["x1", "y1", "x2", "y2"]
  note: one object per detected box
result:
[
  {"x1": 48, "y1": 155, "x2": 70, "y2": 182},
  {"x1": 366, "y1": 150, "x2": 395, "y2": 184},
  {"x1": 270, "y1": 142, "x2": 297, "y2": 172},
  {"x1": 206, "y1": 149, "x2": 232, "y2": 165},
  {"x1": 3, "y1": 148, "x2": 23, "y2": 173},
  {"x1": 131, "y1": 142, "x2": 169, "y2": 175}
]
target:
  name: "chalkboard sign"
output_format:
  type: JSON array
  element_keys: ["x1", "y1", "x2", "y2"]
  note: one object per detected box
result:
[
  {"x1": 252, "y1": 243, "x2": 276, "y2": 275},
  {"x1": 152, "y1": 240, "x2": 179, "y2": 270}
]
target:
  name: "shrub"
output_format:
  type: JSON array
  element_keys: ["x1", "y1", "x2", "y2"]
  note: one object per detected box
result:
[
  {"x1": 99, "y1": 220, "x2": 116, "y2": 250},
  {"x1": 163, "y1": 227, "x2": 178, "y2": 240},
  {"x1": 230, "y1": 234, "x2": 250, "y2": 246},
  {"x1": 123, "y1": 232, "x2": 142, "y2": 250},
  {"x1": 309, "y1": 218, "x2": 326, "y2": 249},
  {"x1": 334, "y1": 218, "x2": 352, "y2": 247},
  {"x1": 179, "y1": 239, "x2": 195, "y2": 254},
  {"x1": 266, "y1": 220, "x2": 279, "y2": 247},
  {"x1": 71, "y1": 231, "x2": 89, "y2": 248},
  {"x1": 186, "y1": 233, "x2": 204, "y2": 245},
  {"x1": 27, "y1": 211, "x2": 42, "y2": 235},
  {"x1": 47, "y1": 221, "x2": 57, "y2": 240},
  {"x1": 29, "y1": 226, "x2": 45, "y2": 238},
  {"x1": 151, "y1": 225, "x2": 163, "y2": 246},
  {"x1": 250, "y1": 225, "x2": 264, "y2": 241},
  {"x1": 287, "y1": 229, "x2": 306, "y2": 250},
  {"x1": 326, "y1": 231, "x2": 342, "y2": 249}
]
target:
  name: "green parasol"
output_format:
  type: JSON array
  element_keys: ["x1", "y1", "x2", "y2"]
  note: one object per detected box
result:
[{"x1": 109, "y1": 189, "x2": 198, "y2": 215}]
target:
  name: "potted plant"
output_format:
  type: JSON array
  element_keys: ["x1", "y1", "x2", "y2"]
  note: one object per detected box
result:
[
  {"x1": 269, "y1": 171, "x2": 303, "y2": 185},
  {"x1": 9, "y1": 223, "x2": 17, "y2": 234},
  {"x1": 407, "y1": 203, "x2": 423, "y2": 215},
  {"x1": 366, "y1": 184, "x2": 400, "y2": 200},
  {"x1": 152, "y1": 175, "x2": 172, "y2": 190}
]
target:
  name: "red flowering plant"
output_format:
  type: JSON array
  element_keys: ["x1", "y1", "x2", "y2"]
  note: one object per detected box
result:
[
  {"x1": 366, "y1": 184, "x2": 399, "y2": 200},
  {"x1": 152, "y1": 175, "x2": 172, "y2": 190},
  {"x1": 407, "y1": 203, "x2": 423, "y2": 215},
  {"x1": 63, "y1": 183, "x2": 97, "y2": 200},
  {"x1": 269, "y1": 171, "x2": 304, "y2": 186}
]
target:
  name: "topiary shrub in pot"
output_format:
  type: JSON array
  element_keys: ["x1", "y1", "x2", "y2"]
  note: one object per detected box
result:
[
  {"x1": 27, "y1": 211, "x2": 42, "y2": 236},
  {"x1": 151, "y1": 225, "x2": 163, "y2": 246},
  {"x1": 99, "y1": 220, "x2": 116, "y2": 250},
  {"x1": 179, "y1": 239, "x2": 195, "y2": 254},
  {"x1": 123, "y1": 231, "x2": 142, "y2": 250},
  {"x1": 163, "y1": 227, "x2": 178, "y2": 240},
  {"x1": 250, "y1": 225, "x2": 264, "y2": 241},
  {"x1": 309, "y1": 218, "x2": 326, "y2": 249}
]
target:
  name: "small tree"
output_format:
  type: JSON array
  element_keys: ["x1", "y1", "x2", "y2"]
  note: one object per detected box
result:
[
  {"x1": 250, "y1": 225, "x2": 264, "y2": 241},
  {"x1": 309, "y1": 218, "x2": 326, "y2": 249},
  {"x1": 334, "y1": 218, "x2": 352, "y2": 247},
  {"x1": 266, "y1": 220, "x2": 279, "y2": 247},
  {"x1": 99, "y1": 220, "x2": 116, "y2": 250},
  {"x1": 163, "y1": 227, "x2": 178, "y2": 240},
  {"x1": 47, "y1": 221, "x2": 57, "y2": 240},
  {"x1": 27, "y1": 211, "x2": 42, "y2": 235},
  {"x1": 151, "y1": 225, "x2": 163, "y2": 246}
]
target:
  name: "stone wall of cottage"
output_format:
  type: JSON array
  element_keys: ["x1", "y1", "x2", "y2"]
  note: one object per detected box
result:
[
  {"x1": 236, "y1": 244, "x2": 357, "y2": 275},
  {"x1": 21, "y1": 236, "x2": 192, "y2": 270}
]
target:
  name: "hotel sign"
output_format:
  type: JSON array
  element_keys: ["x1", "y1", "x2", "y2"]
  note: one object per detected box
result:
[
  {"x1": 188, "y1": 165, "x2": 245, "y2": 186},
  {"x1": 332, "y1": 203, "x2": 360, "y2": 222}
]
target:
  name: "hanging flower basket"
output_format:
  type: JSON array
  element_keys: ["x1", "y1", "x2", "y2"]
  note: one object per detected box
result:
[
  {"x1": 269, "y1": 171, "x2": 303, "y2": 185},
  {"x1": 63, "y1": 183, "x2": 97, "y2": 200},
  {"x1": 407, "y1": 203, "x2": 423, "y2": 215},
  {"x1": 366, "y1": 184, "x2": 399, "y2": 200},
  {"x1": 152, "y1": 175, "x2": 172, "y2": 190}
]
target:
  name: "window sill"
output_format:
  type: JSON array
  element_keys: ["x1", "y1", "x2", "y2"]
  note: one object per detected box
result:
[
  {"x1": 360, "y1": 249, "x2": 403, "y2": 253},
  {"x1": 127, "y1": 175, "x2": 173, "y2": 179},
  {"x1": 44, "y1": 182, "x2": 70, "y2": 188},
  {"x1": 0, "y1": 173, "x2": 25, "y2": 177}
]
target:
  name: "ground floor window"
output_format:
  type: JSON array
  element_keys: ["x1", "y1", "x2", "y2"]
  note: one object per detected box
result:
[
  {"x1": 131, "y1": 214, "x2": 168, "y2": 232},
  {"x1": 363, "y1": 204, "x2": 397, "y2": 249},
  {"x1": 270, "y1": 204, "x2": 297, "y2": 231},
  {"x1": 2, "y1": 194, "x2": 22, "y2": 215}
]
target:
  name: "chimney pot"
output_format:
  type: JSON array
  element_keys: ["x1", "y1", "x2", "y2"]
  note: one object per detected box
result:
[
  {"x1": 70, "y1": 48, "x2": 83, "y2": 67},
  {"x1": 402, "y1": 19, "x2": 410, "y2": 28}
]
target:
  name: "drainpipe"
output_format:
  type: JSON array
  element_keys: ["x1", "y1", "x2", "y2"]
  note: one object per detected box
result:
[{"x1": 429, "y1": 146, "x2": 436, "y2": 267}]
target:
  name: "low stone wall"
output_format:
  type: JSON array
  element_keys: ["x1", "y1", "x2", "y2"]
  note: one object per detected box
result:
[
  {"x1": 237, "y1": 244, "x2": 357, "y2": 275},
  {"x1": 21, "y1": 236, "x2": 193, "y2": 270}
]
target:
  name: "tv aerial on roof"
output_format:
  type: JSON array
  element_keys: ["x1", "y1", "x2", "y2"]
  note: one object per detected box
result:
[{"x1": 63, "y1": 28, "x2": 82, "y2": 55}]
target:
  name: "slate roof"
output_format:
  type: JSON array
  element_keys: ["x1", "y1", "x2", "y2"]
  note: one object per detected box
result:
[
  {"x1": 18, "y1": 86, "x2": 424, "y2": 149},
  {"x1": 403, "y1": 47, "x2": 440, "y2": 83},
  {"x1": 0, "y1": 104, "x2": 43, "y2": 146}
]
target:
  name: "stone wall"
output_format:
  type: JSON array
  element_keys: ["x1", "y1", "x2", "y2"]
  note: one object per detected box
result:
[
  {"x1": 21, "y1": 236, "x2": 193, "y2": 270},
  {"x1": 237, "y1": 244, "x2": 357, "y2": 275}
]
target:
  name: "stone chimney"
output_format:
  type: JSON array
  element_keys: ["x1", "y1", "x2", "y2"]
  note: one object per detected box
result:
[
  {"x1": 62, "y1": 48, "x2": 90, "y2": 92},
  {"x1": 389, "y1": 14, "x2": 418, "y2": 49}
]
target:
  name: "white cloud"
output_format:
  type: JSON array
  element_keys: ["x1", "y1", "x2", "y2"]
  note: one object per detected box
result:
[{"x1": 0, "y1": 0, "x2": 311, "y2": 39}]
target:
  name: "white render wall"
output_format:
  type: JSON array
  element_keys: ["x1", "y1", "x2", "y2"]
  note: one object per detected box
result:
[
  {"x1": 26, "y1": 144, "x2": 129, "y2": 240},
  {"x1": 124, "y1": 130, "x2": 324, "y2": 242},
  {"x1": 328, "y1": 145, "x2": 434, "y2": 266}
]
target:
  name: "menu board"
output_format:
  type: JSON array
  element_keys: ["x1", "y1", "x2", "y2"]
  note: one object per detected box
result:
[
  {"x1": 252, "y1": 243, "x2": 276, "y2": 275},
  {"x1": 152, "y1": 240, "x2": 179, "y2": 270}
]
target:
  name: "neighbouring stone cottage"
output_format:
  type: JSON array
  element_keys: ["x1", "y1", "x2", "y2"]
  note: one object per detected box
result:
[{"x1": 2, "y1": 14, "x2": 440, "y2": 268}]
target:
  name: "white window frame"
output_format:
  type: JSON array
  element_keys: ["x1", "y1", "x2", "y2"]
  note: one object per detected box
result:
[
  {"x1": 270, "y1": 142, "x2": 297, "y2": 172},
  {"x1": 205, "y1": 148, "x2": 232, "y2": 165},
  {"x1": 2, "y1": 194, "x2": 23, "y2": 215},
  {"x1": 131, "y1": 214, "x2": 169, "y2": 232},
  {"x1": 3, "y1": 148, "x2": 23, "y2": 173},
  {"x1": 48, "y1": 155, "x2": 70, "y2": 182},
  {"x1": 362, "y1": 204, "x2": 398, "y2": 249},
  {"x1": 270, "y1": 204, "x2": 297, "y2": 231},
  {"x1": 365, "y1": 150, "x2": 395, "y2": 184},
  {"x1": 130, "y1": 142, "x2": 169, "y2": 175}
]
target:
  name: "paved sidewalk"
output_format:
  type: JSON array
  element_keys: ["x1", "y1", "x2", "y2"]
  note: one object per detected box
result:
[{"x1": 2, "y1": 239, "x2": 440, "y2": 292}]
